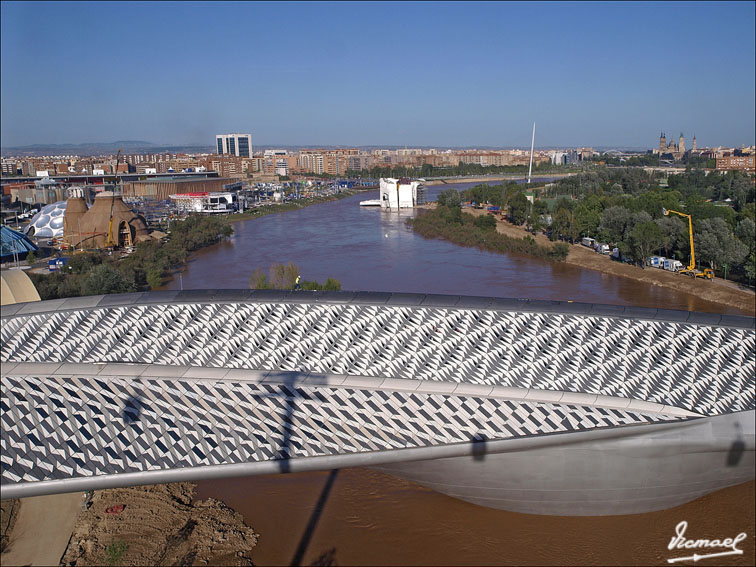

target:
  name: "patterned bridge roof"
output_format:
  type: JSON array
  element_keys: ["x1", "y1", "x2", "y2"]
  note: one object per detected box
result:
[{"x1": 1, "y1": 291, "x2": 754, "y2": 497}]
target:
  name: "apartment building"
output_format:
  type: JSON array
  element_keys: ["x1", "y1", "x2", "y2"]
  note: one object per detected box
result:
[{"x1": 716, "y1": 154, "x2": 756, "y2": 172}]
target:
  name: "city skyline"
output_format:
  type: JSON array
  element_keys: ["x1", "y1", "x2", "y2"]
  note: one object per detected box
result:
[{"x1": 1, "y1": 1, "x2": 754, "y2": 148}]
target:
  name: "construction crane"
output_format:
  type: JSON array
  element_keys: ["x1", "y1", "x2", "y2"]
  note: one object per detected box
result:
[
  {"x1": 662, "y1": 208, "x2": 714, "y2": 280},
  {"x1": 105, "y1": 149, "x2": 122, "y2": 248}
]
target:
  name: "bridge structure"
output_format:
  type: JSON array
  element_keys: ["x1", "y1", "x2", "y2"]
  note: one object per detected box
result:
[{"x1": 1, "y1": 290, "x2": 754, "y2": 515}]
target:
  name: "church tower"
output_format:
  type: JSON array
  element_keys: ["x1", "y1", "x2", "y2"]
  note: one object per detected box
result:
[
  {"x1": 692, "y1": 135, "x2": 697, "y2": 151},
  {"x1": 679, "y1": 133, "x2": 685, "y2": 154},
  {"x1": 660, "y1": 132, "x2": 667, "y2": 153}
]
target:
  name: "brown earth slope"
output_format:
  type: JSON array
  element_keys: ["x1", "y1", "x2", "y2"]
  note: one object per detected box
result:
[{"x1": 60, "y1": 483, "x2": 258, "y2": 567}]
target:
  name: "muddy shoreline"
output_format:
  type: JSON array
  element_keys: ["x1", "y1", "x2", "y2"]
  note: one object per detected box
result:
[{"x1": 420, "y1": 203, "x2": 755, "y2": 315}]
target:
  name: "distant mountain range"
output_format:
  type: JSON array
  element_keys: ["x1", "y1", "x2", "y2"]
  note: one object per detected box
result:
[
  {"x1": 0, "y1": 141, "x2": 214, "y2": 157},
  {"x1": 1, "y1": 141, "x2": 652, "y2": 158}
]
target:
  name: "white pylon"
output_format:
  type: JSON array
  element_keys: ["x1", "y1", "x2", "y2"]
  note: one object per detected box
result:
[{"x1": 527, "y1": 122, "x2": 536, "y2": 184}]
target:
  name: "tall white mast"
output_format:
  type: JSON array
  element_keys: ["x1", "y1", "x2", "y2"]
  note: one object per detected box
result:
[{"x1": 527, "y1": 121, "x2": 536, "y2": 184}]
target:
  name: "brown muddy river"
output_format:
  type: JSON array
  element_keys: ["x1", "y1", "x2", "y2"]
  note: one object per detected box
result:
[{"x1": 186, "y1": 183, "x2": 753, "y2": 565}]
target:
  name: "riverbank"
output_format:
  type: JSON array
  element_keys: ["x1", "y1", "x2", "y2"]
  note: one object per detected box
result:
[
  {"x1": 452, "y1": 204, "x2": 755, "y2": 315},
  {"x1": 226, "y1": 188, "x2": 372, "y2": 223}
]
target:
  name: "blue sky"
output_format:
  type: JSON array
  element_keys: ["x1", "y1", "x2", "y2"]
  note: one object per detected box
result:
[{"x1": 1, "y1": 1, "x2": 754, "y2": 148}]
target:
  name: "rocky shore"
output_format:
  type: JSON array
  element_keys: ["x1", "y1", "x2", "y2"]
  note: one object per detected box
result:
[{"x1": 60, "y1": 483, "x2": 258, "y2": 566}]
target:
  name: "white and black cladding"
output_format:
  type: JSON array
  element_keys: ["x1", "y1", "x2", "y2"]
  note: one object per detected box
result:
[
  {"x1": 2, "y1": 302, "x2": 754, "y2": 415},
  {"x1": 1, "y1": 374, "x2": 680, "y2": 483}
]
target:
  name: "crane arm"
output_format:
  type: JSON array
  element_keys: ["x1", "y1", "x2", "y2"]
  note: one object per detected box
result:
[{"x1": 663, "y1": 208, "x2": 695, "y2": 271}]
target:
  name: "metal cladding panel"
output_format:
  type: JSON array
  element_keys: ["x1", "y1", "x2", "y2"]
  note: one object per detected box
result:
[
  {"x1": 2, "y1": 298, "x2": 753, "y2": 416},
  {"x1": 0, "y1": 372, "x2": 681, "y2": 485}
]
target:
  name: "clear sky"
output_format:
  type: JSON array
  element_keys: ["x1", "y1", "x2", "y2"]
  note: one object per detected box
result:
[{"x1": 1, "y1": 1, "x2": 754, "y2": 149}]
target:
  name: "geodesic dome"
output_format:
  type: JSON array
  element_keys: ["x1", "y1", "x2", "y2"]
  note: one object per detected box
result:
[{"x1": 24, "y1": 201, "x2": 69, "y2": 238}]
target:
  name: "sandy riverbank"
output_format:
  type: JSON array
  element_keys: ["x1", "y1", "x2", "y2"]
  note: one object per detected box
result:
[{"x1": 420, "y1": 203, "x2": 755, "y2": 315}]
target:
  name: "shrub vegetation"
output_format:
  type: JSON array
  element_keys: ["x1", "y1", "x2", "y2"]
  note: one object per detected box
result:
[
  {"x1": 29, "y1": 214, "x2": 233, "y2": 299},
  {"x1": 249, "y1": 262, "x2": 342, "y2": 291},
  {"x1": 408, "y1": 206, "x2": 569, "y2": 262}
]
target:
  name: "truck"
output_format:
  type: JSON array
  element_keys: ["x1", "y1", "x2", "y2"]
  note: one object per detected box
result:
[
  {"x1": 664, "y1": 259, "x2": 683, "y2": 272},
  {"x1": 596, "y1": 243, "x2": 610, "y2": 255},
  {"x1": 581, "y1": 237, "x2": 595, "y2": 248},
  {"x1": 648, "y1": 256, "x2": 665, "y2": 269}
]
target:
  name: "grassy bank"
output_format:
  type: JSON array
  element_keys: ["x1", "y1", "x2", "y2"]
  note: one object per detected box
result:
[{"x1": 408, "y1": 206, "x2": 569, "y2": 261}]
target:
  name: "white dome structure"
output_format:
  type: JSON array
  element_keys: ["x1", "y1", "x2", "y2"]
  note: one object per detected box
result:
[{"x1": 24, "y1": 201, "x2": 69, "y2": 239}]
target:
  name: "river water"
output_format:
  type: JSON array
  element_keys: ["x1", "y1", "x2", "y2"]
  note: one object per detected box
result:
[
  {"x1": 164, "y1": 181, "x2": 738, "y2": 314},
  {"x1": 182, "y1": 182, "x2": 752, "y2": 565}
]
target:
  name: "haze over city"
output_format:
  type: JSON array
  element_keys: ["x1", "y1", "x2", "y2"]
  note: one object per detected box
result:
[{"x1": 1, "y1": 1, "x2": 754, "y2": 149}]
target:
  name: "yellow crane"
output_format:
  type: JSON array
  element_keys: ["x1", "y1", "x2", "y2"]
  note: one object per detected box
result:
[
  {"x1": 662, "y1": 208, "x2": 714, "y2": 280},
  {"x1": 104, "y1": 149, "x2": 122, "y2": 248}
]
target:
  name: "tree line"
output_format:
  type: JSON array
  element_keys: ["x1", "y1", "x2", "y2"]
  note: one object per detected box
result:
[
  {"x1": 345, "y1": 159, "x2": 557, "y2": 180},
  {"x1": 408, "y1": 192, "x2": 569, "y2": 262},
  {"x1": 29, "y1": 214, "x2": 234, "y2": 299},
  {"x1": 444, "y1": 167, "x2": 755, "y2": 283}
]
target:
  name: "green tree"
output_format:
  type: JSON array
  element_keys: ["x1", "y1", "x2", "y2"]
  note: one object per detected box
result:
[
  {"x1": 695, "y1": 217, "x2": 749, "y2": 271},
  {"x1": 67, "y1": 252, "x2": 104, "y2": 274},
  {"x1": 655, "y1": 215, "x2": 687, "y2": 259},
  {"x1": 473, "y1": 214, "x2": 497, "y2": 231},
  {"x1": 249, "y1": 267, "x2": 269, "y2": 289},
  {"x1": 323, "y1": 277, "x2": 342, "y2": 291},
  {"x1": 551, "y1": 208, "x2": 578, "y2": 241},
  {"x1": 25, "y1": 251, "x2": 36, "y2": 265},
  {"x1": 736, "y1": 218, "x2": 755, "y2": 257},
  {"x1": 629, "y1": 221, "x2": 664, "y2": 268},
  {"x1": 82, "y1": 264, "x2": 135, "y2": 296},
  {"x1": 745, "y1": 252, "x2": 756, "y2": 286},
  {"x1": 574, "y1": 200, "x2": 601, "y2": 237},
  {"x1": 269, "y1": 262, "x2": 300, "y2": 289},
  {"x1": 599, "y1": 206, "x2": 633, "y2": 244},
  {"x1": 146, "y1": 269, "x2": 163, "y2": 290},
  {"x1": 437, "y1": 189, "x2": 461, "y2": 208},
  {"x1": 508, "y1": 192, "x2": 530, "y2": 225}
]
